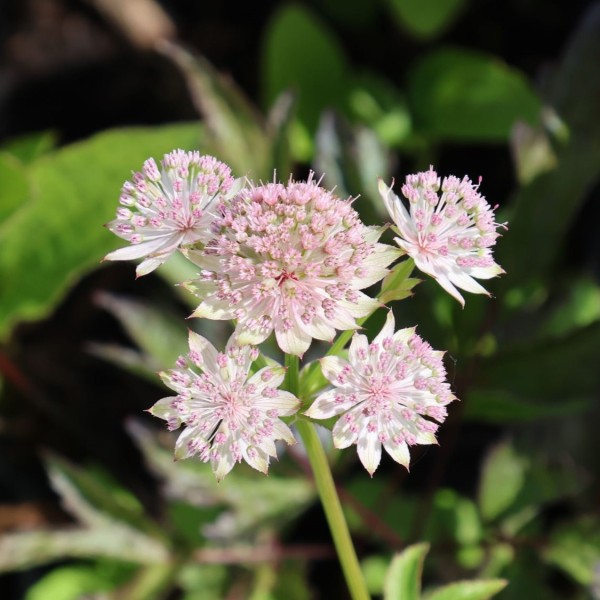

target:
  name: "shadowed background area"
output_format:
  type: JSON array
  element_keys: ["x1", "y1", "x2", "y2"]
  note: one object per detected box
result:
[{"x1": 0, "y1": 1, "x2": 599, "y2": 599}]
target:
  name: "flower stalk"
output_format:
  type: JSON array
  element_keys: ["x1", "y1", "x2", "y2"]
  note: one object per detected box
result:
[{"x1": 286, "y1": 354, "x2": 370, "y2": 600}]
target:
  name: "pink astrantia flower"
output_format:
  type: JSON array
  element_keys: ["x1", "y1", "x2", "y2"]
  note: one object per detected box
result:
[
  {"x1": 105, "y1": 150, "x2": 240, "y2": 277},
  {"x1": 149, "y1": 330, "x2": 299, "y2": 480},
  {"x1": 184, "y1": 175, "x2": 400, "y2": 356},
  {"x1": 305, "y1": 311, "x2": 455, "y2": 475},
  {"x1": 378, "y1": 167, "x2": 505, "y2": 306}
]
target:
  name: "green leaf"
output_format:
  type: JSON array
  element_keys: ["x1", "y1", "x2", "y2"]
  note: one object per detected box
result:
[
  {"x1": 464, "y1": 389, "x2": 591, "y2": 423},
  {"x1": 499, "y1": 8, "x2": 600, "y2": 285},
  {"x1": 314, "y1": 113, "x2": 394, "y2": 225},
  {"x1": 432, "y1": 489, "x2": 482, "y2": 547},
  {"x1": 539, "y1": 278, "x2": 600, "y2": 337},
  {"x1": 478, "y1": 441, "x2": 527, "y2": 522},
  {"x1": 510, "y1": 120, "x2": 558, "y2": 185},
  {"x1": 112, "y1": 563, "x2": 183, "y2": 600},
  {"x1": 267, "y1": 91, "x2": 297, "y2": 177},
  {"x1": 2, "y1": 130, "x2": 56, "y2": 163},
  {"x1": 167, "y1": 501, "x2": 220, "y2": 548},
  {"x1": 383, "y1": 543, "x2": 428, "y2": 600},
  {"x1": 128, "y1": 421, "x2": 314, "y2": 538},
  {"x1": 86, "y1": 342, "x2": 162, "y2": 383},
  {"x1": 408, "y1": 48, "x2": 541, "y2": 141},
  {"x1": 477, "y1": 441, "x2": 584, "y2": 526},
  {"x1": 178, "y1": 563, "x2": 228, "y2": 600},
  {"x1": 95, "y1": 292, "x2": 188, "y2": 370},
  {"x1": 424, "y1": 579, "x2": 508, "y2": 600},
  {"x1": 379, "y1": 258, "x2": 418, "y2": 304},
  {"x1": 346, "y1": 71, "x2": 412, "y2": 147},
  {"x1": 479, "y1": 322, "x2": 600, "y2": 400},
  {"x1": 363, "y1": 555, "x2": 391, "y2": 595},
  {"x1": 262, "y1": 4, "x2": 350, "y2": 133},
  {"x1": 0, "y1": 122, "x2": 202, "y2": 340},
  {"x1": 545, "y1": 516, "x2": 600, "y2": 585},
  {"x1": 386, "y1": 0, "x2": 468, "y2": 40},
  {"x1": 271, "y1": 562, "x2": 312, "y2": 600},
  {"x1": 160, "y1": 43, "x2": 271, "y2": 178},
  {"x1": 0, "y1": 528, "x2": 168, "y2": 573},
  {"x1": 0, "y1": 153, "x2": 29, "y2": 223},
  {"x1": 48, "y1": 456, "x2": 168, "y2": 544},
  {"x1": 25, "y1": 562, "x2": 134, "y2": 600}
]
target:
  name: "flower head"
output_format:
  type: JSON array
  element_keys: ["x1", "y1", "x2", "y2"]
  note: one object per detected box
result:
[
  {"x1": 184, "y1": 174, "x2": 399, "y2": 356},
  {"x1": 105, "y1": 150, "x2": 239, "y2": 277},
  {"x1": 305, "y1": 311, "x2": 455, "y2": 475},
  {"x1": 149, "y1": 330, "x2": 299, "y2": 480},
  {"x1": 379, "y1": 167, "x2": 505, "y2": 306}
]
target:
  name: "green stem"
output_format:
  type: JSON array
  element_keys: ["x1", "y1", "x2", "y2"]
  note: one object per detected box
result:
[
  {"x1": 327, "y1": 258, "x2": 415, "y2": 359},
  {"x1": 285, "y1": 354, "x2": 370, "y2": 600},
  {"x1": 296, "y1": 420, "x2": 371, "y2": 600}
]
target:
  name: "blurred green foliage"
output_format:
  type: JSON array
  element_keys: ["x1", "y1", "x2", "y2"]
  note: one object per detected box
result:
[{"x1": 1, "y1": 0, "x2": 600, "y2": 598}]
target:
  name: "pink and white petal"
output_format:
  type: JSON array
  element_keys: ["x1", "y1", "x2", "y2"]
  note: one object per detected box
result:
[
  {"x1": 188, "y1": 330, "x2": 219, "y2": 371},
  {"x1": 148, "y1": 396, "x2": 178, "y2": 421},
  {"x1": 243, "y1": 446, "x2": 270, "y2": 474},
  {"x1": 447, "y1": 267, "x2": 491, "y2": 296},
  {"x1": 378, "y1": 180, "x2": 412, "y2": 231},
  {"x1": 104, "y1": 236, "x2": 172, "y2": 262},
  {"x1": 174, "y1": 427, "x2": 202, "y2": 460},
  {"x1": 159, "y1": 370, "x2": 191, "y2": 394},
  {"x1": 431, "y1": 271, "x2": 466, "y2": 306},
  {"x1": 182, "y1": 279, "x2": 218, "y2": 298},
  {"x1": 236, "y1": 326, "x2": 272, "y2": 346},
  {"x1": 305, "y1": 389, "x2": 354, "y2": 419},
  {"x1": 270, "y1": 420, "x2": 297, "y2": 445},
  {"x1": 257, "y1": 436, "x2": 279, "y2": 459},
  {"x1": 192, "y1": 300, "x2": 236, "y2": 320},
  {"x1": 300, "y1": 317, "x2": 336, "y2": 343},
  {"x1": 356, "y1": 428, "x2": 382, "y2": 476},
  {"x1": 275, "y1": 324, "x2": 311, "y2": 357},
  {"x1": 181, "y1": 249, "x2": 224, "y2": 271},
  {"x1": 337, "y1": 295, "x2": 379, "y2": 319},
  {"x1": 320, "y1": 356, "x2": 351, "y2": 385},
  {"x1": 354, "y1": 245, "x2": 402, "y2": 287},
  {"x1": 257, "y1": 390, "x2": 300, "y2": 415},
  {"x1": 136, "y1": 255, "x2": 168, "y2": 276},
  {"x1": 466, "y1": 263, "x2": 504, "y2": 279},
  {"x1": 373, "y1": 310, "x2": 396, "y2": 347},
  {"x1": 348, "y1": 332, "x2": 369, "y2": 366},
  {"x1": 212, "y1": 449, "x2": 237, "y2": 481},
  {"x1": 332, "y1": 414, "x2": 361, "y2": 448},
  {"x1": 247, "y1": 366, "x2": 287, "y2": 393},
  {"x1": 383, "y1": 439, "x2": 411, "y2": 470},
  {"x1": 362, "y1": 225, "x2": 387, "y2": 244},
  {"x1": 415, "y1": 431, "x2": 438, "y2": 445},
  {"x1": 391, "y1": 326, "x2": 416, "y2": 346}
]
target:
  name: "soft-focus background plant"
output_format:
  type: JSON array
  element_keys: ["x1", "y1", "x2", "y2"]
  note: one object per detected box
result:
[{"x1": 1, "y1": 0, "x2": 599, "y2": 598}]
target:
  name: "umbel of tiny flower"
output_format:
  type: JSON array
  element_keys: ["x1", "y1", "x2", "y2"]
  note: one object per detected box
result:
[
  {"x1": 149, "y1": 330, "x2": 300, "y2": 481},
  {"x1": 378, "y1": 167, "x2": 505, "y2": 306},
  {"x1": 105, "y1": 150, "x2": 241, "y2": 277},
  {"x1": 305, "y1": 311, "x2": 455, "y2": 476},
  {"x1": 183, "y1": 174, "x2": 400, "y2": 356}
]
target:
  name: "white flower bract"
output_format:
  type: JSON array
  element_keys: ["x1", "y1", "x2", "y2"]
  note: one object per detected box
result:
[
  {"x1": 105, "y1": 150, "x2": 241, "y2": 276},
  {"x1": 184, "y1": 175, "x2": 400, "y2": 356},
  {"x1": 305, "y1": 311, "x2": 455, "y2": 475},
  {"x1": 150, "y1": 330, "x2": 299, "y2": 480},
  {"x1": 379, "y1": 167, "x2": 505, "y2": 306}
]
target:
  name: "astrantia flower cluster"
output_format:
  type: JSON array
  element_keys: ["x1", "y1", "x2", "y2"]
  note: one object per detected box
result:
[
  {"x1": 305, "y1": 311, "x2": 455, "y2": 475},
  {"x1": 105, "y1": 149, "x2": 504, "y2": 479},
  {"x1": 184, "y1": 175, "x2": 399, "y2": 356},
  {"x1": 150, "y1": 330, "x2": 299, "y2": 480},
  {"x1": 379, "y1": 167, "x2": 504, "y2": 306},
  {"x1": 105, "y1": 150, "x2": 239, "y2": 276}
]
